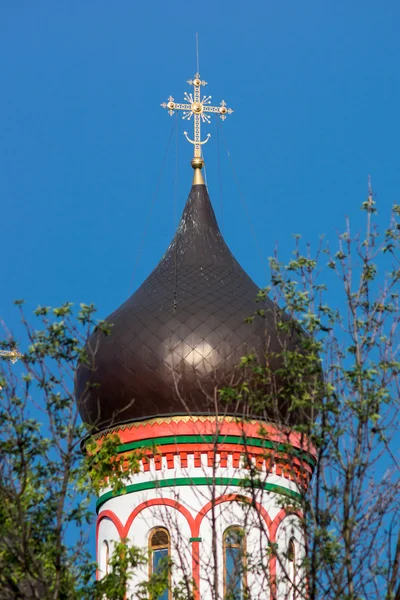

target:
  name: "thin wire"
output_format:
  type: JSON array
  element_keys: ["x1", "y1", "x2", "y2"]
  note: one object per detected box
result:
[
  {"x1": 196, "y1": 32, "x2": 200, "y2": 73},
  {"x1": 216, "y1": 118, "x2": 224, "y2": 232},
  {"x1": 219, "y1": 127, "x2": 268, "y2": 279},
  {"x1": 174, "y1": 113, "x2": 179, "y2": 229},
  {"x1": 128, "y1": 121, "x2": 175, "y2": 294},
  {"x1": 203, "y1": 148, "x2": 208, "y2": 188},
  {"x1": 173, "y1": 113, "x2": 179, "y2": 311}
]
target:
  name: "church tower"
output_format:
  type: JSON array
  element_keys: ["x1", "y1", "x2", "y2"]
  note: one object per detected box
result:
[{"x1": 75, "y1": 70, "x2": 316, "y2": 600}]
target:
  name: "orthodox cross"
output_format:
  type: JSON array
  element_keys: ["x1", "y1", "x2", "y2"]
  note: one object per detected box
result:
[{"x1": 161, "y1": 73, "x2": 233, "y2": 160}]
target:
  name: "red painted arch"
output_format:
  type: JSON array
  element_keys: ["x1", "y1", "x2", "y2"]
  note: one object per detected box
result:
[
  {"x1": 123, "y1": 497, "x2": 196, "y2": 538},
  {"x1": 270, "y1": 507, "x2": 303, "y2": 542},
  {"x1": 269, "y1": 508, "x2": 304, "y2": 599},
  {"x1": 192, "y1": 493, "x2": 272, "y2": 599},
  {"x1": 123, "y1": 498, "x2": 198, "y2": 600},
  {"x1": 97, "y1": 509, "x2": 125, "y2": 539},
  {"x1": 194, "y1": 493, "x2": 272, "y2": 537},
  {"x1": 96, "y1": 510, "x2": 125, "y2": 580}
]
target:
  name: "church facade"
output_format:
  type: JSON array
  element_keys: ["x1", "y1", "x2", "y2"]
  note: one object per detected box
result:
[{"x1": 75, "y1": 72, "x2": 315, "y2": 600}]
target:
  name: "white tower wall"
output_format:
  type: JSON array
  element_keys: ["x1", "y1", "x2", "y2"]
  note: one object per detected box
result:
[{"x1": 94, "y1": 416, "x2": 314, "y2": 600}]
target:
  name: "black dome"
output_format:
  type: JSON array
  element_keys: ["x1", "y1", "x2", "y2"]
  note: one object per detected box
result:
[{"x1": 76, "y1": 183, "x2": 304, "y2": 429}]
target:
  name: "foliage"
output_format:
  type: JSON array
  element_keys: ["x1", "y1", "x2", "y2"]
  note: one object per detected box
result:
[
  {"x1": 232, "y1": 193, "x2": 399, "y2": 600},
  {"x1": 0, "y1": 304, "x2": 166, "y2": 599},
  {"x1": 0, "y1": 192, "x2": 399, "y2": 600}
]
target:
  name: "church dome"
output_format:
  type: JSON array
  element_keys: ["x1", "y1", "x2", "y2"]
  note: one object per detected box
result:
[{"x1": 75, "y1": 180, "x2": 306, "y2": 430}]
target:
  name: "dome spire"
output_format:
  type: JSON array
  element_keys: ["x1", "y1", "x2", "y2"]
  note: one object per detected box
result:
[{"x1": 161, "y1": 70, "x2": 233, "y2": 184}]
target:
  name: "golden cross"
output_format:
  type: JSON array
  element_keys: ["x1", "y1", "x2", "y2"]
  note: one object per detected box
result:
[{"x1": 161, "y1": 72, "x2": 233, "y2": 162}]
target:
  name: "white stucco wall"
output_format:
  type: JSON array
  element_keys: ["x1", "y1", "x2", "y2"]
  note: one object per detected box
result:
[{"x1": 97, "y1": 476, "x2": 305, "y2": 599}]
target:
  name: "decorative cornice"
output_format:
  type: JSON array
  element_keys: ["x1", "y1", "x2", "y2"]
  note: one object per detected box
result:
[
  {"x1": 117, "y1": 444, "x2": 312, "y2": 489},
  {"x1": 94, "y1": 415, "x2": 262, "y2": 436},
  {"x1": 116, "y1": 434, "x2": 315, "y2": 467},
  {"x1": 91, "y1": 415, "x2": 316, "y2": 459}
]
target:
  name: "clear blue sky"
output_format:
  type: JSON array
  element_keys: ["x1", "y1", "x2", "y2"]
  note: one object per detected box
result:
[
  {"x1": 1, "y1": 1, "x2": 399, "y2": 568},
  {"x1": 1, "y1": 1, "x2": 399, "y2": 330}
]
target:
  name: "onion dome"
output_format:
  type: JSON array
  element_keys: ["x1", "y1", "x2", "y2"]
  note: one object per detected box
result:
[
  {"x1": 75, "y1": 169, "x2": 314, "y2": 431},
  {"x1": 75, "y1": 180, "x2": 251, "y2": 426}
]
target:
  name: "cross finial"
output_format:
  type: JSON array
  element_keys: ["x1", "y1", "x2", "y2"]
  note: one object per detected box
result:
[{"x1": 161, "y1": 72, "x2": 233, "y2": 184}]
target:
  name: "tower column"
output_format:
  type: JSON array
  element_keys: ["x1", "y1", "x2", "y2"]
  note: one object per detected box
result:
[{"x1": 94, "y1": 416, "x2": 315, "y2": 599}]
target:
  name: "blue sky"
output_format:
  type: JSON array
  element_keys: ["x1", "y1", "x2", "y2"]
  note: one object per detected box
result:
[
  {"x1": 1, "y1": 1, "x2": 399, "y2": 330},
  {"x1": 1, "y1": 0, "x2": 399, "y2": 569}
]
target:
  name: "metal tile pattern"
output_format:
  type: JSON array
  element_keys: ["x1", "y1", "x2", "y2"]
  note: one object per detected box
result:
[{"x1": 75, "y1": 184, "x2": 301, "y2": 429}]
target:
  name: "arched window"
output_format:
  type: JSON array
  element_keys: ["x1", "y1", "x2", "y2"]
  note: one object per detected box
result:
[
  {"x1": 101, "y1": 540, "x2": 109, "y2": 577},
  {"x1": 149, "y1": 528, "x2": 170, "y2": 600},
  {"x1": 288, "y1": 538, "x2": 295, "y2": 563},
  {"x1": 104, "y1": 541, "x2": 110, "y2": 575},
  {"x1": 223, "y1": 526, "x2": 246, "y2": 600},
  {"x1": 288, "y1": 537, "x2": 296, "y2": 600}
]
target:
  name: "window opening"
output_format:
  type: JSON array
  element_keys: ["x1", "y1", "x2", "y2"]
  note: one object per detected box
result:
[
  {"x1": 149, "y1": 528, "x2": 170, "y2": 600},
  {"x1": 288, "y1": 537, "x2": 296, "y2": 600},
  {"x1": 224, "y1": 526, "x2": 246, "y2": 600},
  {"x1": 102, "y1": 540, "x2": 109, "y2": 576}
]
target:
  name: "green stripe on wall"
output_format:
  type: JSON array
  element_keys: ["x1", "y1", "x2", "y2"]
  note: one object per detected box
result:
[
  {"x1": 116, "y1": 435, "x2": 315, "y2": 466},
  {"x1": 96, "y1": 477, "x2": 301, "y2": 512}
]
